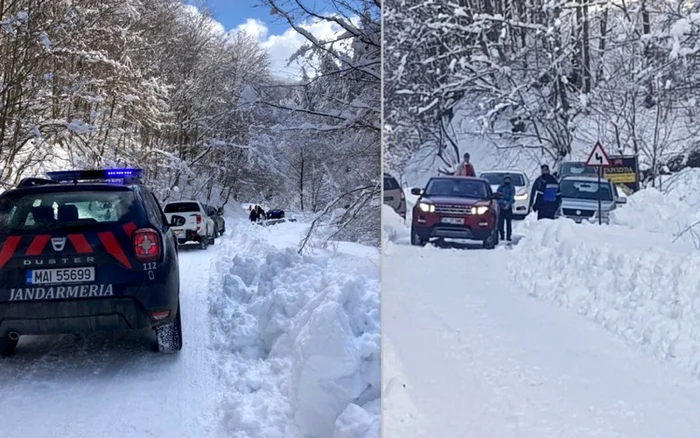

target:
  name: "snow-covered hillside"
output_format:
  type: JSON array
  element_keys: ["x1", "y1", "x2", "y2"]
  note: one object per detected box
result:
[{"x1": 383, "y1": 168, "x2": 700, "y2": 437}]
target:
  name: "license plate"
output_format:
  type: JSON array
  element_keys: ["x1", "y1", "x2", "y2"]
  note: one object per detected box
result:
[
  {"x1": 441, "y1": 217, "x2": 464, "y2": 225},
  {"x1": 26, "y1": 267, "x2": 95, "y2": 285}
]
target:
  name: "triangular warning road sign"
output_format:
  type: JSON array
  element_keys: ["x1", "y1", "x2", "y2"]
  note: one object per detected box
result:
[{"x1": 585, "y1": 141, "x2": 611, "y2": 167}]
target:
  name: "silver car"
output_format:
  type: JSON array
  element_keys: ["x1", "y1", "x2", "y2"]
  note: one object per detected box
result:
[
  {"x1": 383, "y1": 173, "x2": 406, "y2": 219},
  {"x1": 558, "y1": 176, "x2": 626, "y2": 224}
]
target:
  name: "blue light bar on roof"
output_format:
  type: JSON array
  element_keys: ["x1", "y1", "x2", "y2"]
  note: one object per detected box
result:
[{"x1": 46, "y1": 168, "x2": 144, "y2": 182}]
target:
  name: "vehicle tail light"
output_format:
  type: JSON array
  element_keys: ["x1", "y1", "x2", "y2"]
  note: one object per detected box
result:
[
  {"x1": 151, "y1": 310, "x2": 170, "y2": 320},
  {"x1": 196, "y1": 214, "x2": 202, "y2": 224},
  {"x1": 133, "y1": 228, "x2": 161, "y2": 262}
]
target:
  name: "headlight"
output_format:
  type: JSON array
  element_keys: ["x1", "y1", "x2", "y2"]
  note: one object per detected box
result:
[
  {"x1": 471, "y1": 206, "x2": 489, "y2": 215},
  {"x1": 514, "y1": 193, "x2": 528, "y2": 200},
  {"x1": 418, "y1": 202, "x2": 435, "y2": 213}
]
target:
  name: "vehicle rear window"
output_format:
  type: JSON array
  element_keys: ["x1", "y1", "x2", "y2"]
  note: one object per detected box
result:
[
  {"x1": 560, "y1": 180, "x2": 612, "y2": 201},
  {"x1": 383, "y1": 176, "x2": 400, "y2": 190},
  {"x1": 164, "y1": 202, "x2": 200, "y2": 213},
  {"x1": 480, "y1": 173, "x2": 525, "y2": 186},
  {"x1": 0, "y1": 189, "x2": 137, "y2": 233},
  {"x1": 560, "y1": 163, "x2": 598, "y2": 177},
  {"x1": 424, "y1": 178, "x2": 489, "y2": 199}
]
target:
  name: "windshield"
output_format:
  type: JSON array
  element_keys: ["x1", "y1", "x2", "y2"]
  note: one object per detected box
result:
[
  {"x1": 383, "y1": 175, "x2": 400, "y2": 190},
  {"x1": 560, "y1": 180, "x2": 613, "y2": 201},
  {"x1": 164, "y1": 202, "x2": 200, "y2": 213},
  {"x1": 480, "y1": 173, "x2": 525, "y2": 186},
  {"x1": 424, "y1": 178, "x2": 489, "y2": 199},
  {"x1": 559, "y1": 162, "x2": 597, "y2": 177},
  {"x1": 0, "y1": 189, "x2": 137, "y2": 233}
]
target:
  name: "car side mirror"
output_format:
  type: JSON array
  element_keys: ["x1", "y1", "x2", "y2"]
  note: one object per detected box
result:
[
  {"x1": 170, "y1": 215, "x2": 186, "y2": 227},
  {"x1": 410, "y1": 188, "x2": 423, "y2": 196},
  {"x1": 616, "y1": 197, "x2": 627, "y2": 204}
]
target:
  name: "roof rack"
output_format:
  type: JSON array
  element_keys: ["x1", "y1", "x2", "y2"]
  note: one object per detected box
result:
[{"x1": 45, "y1": 168, "x2": 144, "y2": 185}]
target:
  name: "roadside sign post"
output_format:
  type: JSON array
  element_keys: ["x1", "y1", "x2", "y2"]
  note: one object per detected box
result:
[{"x1": 585, "y1": 141, "x2": 611, "y2": 225}]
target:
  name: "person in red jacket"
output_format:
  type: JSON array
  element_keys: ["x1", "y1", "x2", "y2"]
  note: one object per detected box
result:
[{"x1": 454, "y1": 152, "x2": 476, "y2": 177}]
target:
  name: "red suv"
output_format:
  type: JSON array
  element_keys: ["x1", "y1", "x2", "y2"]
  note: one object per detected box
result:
[{"x1": 410, "y1": 176, "x2": 501, "y2": 249}]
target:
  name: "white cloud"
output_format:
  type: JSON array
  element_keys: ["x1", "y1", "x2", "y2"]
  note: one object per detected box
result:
[
  {"x1": 234, "y1": 18, "x2": 345, "y2": 79},
  {"x1": 181, "y1": 4, "x2": 225, "y2": 36}
]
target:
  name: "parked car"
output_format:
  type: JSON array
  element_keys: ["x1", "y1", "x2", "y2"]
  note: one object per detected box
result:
[
  {"x1": 163, "y1": 200, "x2": 216, "y2": 249},
  {"x1": 0, "y1": 168, "x2": 183, "y2": 355},
  {"x1": 266, "y1": 209, "x2": 285, "y2": 220},
  {"x1": 558, "y1": 175, "x2": 627, "y2": 224},
  {"x1": 204, "y1": 205, "x2": 225, "y2": 235},
  {"x1": 410, "y1": 176, "x2": 501, "y2": 249},
  {"x1": 383, "y1": 173, "x2": 406, "y2": 219},
  {"x1": 479, "y1": 169, "x2": 531, "y2": 219}
]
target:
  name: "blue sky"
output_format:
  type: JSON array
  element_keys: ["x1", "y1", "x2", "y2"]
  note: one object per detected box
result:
[
  {"x1": 199, "y1": 0, "x2": 289, "y2": 34},
  {"x1": 184, "y1": 0, "x2": 343, "y2": 78}
]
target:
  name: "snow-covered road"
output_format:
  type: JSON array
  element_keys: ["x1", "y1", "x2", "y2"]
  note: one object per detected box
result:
[
  {"x1": 0, "y1": 242, "x2": 220, "y2": 437},
  {"x1": 383, "y1": 241, "x2": 700, "y2": 437}
]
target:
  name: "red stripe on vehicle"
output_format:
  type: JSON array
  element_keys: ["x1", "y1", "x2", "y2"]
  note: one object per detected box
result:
[
  {"x1": 25, "y1": 235, "x2": 50, "y2": 256},
  {"x1": 122, "y1": 222, "x2": 137, "y2": 238},
  {"x1": 0, "y1": 236, "x2": 22, "y2": 268},
  {"x1": 68, "y1": 234, "x2": 93, "y2": 254},
  {"x1": 97, "y1": 231, "x2": 132, "y2": 269}
]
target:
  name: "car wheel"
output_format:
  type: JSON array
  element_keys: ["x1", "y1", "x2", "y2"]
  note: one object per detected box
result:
[
  {"x1": 483, "y1": 228, "x2": 498, "y2": 250},
  {"x1": 0, "y1": 336, "x2": 18, "y2": 357},
  {"x1": 155, "y1": 301, "x2": 183, "y2": 354},
  {"x1": 199, "y1": 237, "x2": 208, "y2": 250},
  {"x1": 209, "y1": 228, "x2": 217, "y2": 245},
  {"x1": 410, "y1": 229, "x2": 427, "y2": 247}
]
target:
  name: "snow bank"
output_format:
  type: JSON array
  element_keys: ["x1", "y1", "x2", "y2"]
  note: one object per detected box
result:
[
  {"x1": 209, "y1": 220, "x2": 380, "y2": 438},
  {"x1": 611, "y1": 168, "x2": 700, "y2": 236},
  {"x1": 509, "y1": 218, "x2": 700, "y2": 377},
  {"x1": 382, "y1": 205, "x2": 409, "y2": 248}
]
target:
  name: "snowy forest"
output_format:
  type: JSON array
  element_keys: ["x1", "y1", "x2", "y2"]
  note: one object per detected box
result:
[
  {"x1": 0, "y1": 0, "x2": 380, "y2": 245},
  {"x1": 384, "y1": 0, "x2": 700, "y2": 182}
]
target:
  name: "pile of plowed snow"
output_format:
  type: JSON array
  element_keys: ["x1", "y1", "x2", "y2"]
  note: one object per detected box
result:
[
  {"x1": 208, "y1": 220, "x2": 380, "y2": 438},
  {"x1": 611, "y1": 168, "x2": 700, "y2": 236},
  {"x1": 382, "y1": 205, "x2": 409, "y2": 249},
  {"x1": 509, "y1": 204, "x2": 700, "y2": 377}
]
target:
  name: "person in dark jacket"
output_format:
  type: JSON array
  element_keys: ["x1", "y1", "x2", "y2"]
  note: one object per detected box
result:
[
  {"x1": 249, "y1": 206, "x2": 259, "y2": 222},
  {"x1": 496, "y1": 174, "x2": 515, "y2": 241},
  {"x1": 530, "y1": 164, "x2": 561, "y2": 220},
  {"x1": 256, "y1": 205, "x2": 265, "y2": 220}
]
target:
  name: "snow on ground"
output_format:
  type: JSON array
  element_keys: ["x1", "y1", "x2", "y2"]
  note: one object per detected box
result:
[
  {"x1": 383, "y1": 175, "x2": 700, "y2": 437},
  {"x1": 0, "y1": 239, "x2": 220, "y2": 437},
  {"x1": 0, "y1": 211, "x2": 379, "y2": 438},
  {"x1": 208, "y1": 218, "x2": 380, "y2": 437}
]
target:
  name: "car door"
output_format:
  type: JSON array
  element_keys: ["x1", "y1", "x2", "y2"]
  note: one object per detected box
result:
[{"x1": 199, "y1": 202, "x2": 214, "y2": 235}]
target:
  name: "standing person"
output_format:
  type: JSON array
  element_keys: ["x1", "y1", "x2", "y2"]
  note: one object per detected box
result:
[
  {"x1": 530, "y1": 164, "x2": 561, "y2": 220},
  {"x1": 249, "y1": 205, "x2": 259, "y2": 222},
  {"x1": 454, "y1": 152, "x2": 476, "y2": 177},
  {"x1": 496, "y1": 174, "x2": 515, "y2": 241},
  {"x1": 256, "y1": 205, "x2": 266, "y2": 221}
]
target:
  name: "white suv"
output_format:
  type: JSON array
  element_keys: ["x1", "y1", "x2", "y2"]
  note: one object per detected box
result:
[{"x1": 163, "y1": 200, "x2": 216, "y2": 249}]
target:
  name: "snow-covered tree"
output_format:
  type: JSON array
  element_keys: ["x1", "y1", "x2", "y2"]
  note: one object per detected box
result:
[
  {"x1": 385, "y1": 0, "x2": 700, "y2": 183},
  {"x1": 249, "y1": 0, "x2": 381, "y2": 248}
]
